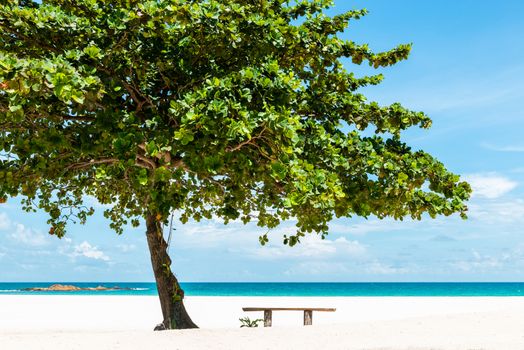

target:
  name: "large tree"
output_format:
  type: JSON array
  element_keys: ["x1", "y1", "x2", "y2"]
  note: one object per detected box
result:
[{"x1": 0, "y1": 0, "x2": 471, "y2": 329}]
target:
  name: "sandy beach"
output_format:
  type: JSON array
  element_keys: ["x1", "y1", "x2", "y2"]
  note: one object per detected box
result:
[{"x1": 1, "y1": 296, "x2": 524, "y2": 349}]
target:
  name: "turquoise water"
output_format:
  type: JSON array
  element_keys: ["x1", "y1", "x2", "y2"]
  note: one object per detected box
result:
[{"x1": 2, "y1": 283, "x2": 524, "y2": 296}]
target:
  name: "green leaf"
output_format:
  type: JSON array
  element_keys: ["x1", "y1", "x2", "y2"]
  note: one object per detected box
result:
[
  {"x1": 83, "y1": 45, "x2": 102, "y2": 59},
  {"x1": 138, "y1": 169, "x2": 148, "y2": 186},
  {"x1": 174, "y1": 129, "x2": 194, "y2": 145},
  {"x1": 271, "y1": 162, "x2": 288, "y2": 181},
  {"x1": 71, "y1": 93, "x2": 85, "y2": 104}
]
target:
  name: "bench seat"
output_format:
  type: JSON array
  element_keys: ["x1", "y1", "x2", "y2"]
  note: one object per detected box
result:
[{"x1": 242, "y1": 307, "x2": 336, "y2": 326}]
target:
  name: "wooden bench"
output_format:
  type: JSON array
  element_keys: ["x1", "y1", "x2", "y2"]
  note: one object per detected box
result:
[{"x1": 242, "y1": 307, "x2": 336, "y2": 327}]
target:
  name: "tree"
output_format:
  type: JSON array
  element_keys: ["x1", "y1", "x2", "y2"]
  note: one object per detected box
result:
[{"x1": 0, "y1": 0, "x2": 471, "y2": 329}]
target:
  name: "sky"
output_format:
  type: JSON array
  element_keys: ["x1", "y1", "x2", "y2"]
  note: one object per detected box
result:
[{"x1": 1, "y1": 0, "x2": 524, "y2": 282}]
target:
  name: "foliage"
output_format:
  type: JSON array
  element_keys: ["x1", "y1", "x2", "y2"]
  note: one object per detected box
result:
[
  {"x1": 0, "y1": 0, "x2": 471, "y2": 245},
  {"x1": 239, "y1": 317, "x2": 263, "y2": 328}
]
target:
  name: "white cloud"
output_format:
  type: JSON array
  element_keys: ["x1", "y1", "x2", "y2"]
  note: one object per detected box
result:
[
  {"x1": 284, "y1": 261, "x2": 350, "y2": 276},
  {"x1": 329, "y1": 219, "x2": 409, "y2": 236},
  {"x1": 468, "y1": 199, "x2": 524, "y2": 224},
  {"x1": 283, "y1": 259, "x2": 409, "y2": 276},
  {"x1": 178, "y1": 221, "x2": 252, "y2": 248},
  {"x1": 365, "y1": 261, "x2": 408, "y2": 275},
  {"x1": 448, "y1": 243, "x2": 524, "y2": 274},
  {"x1": 334, "y1": 237, "x2": 367, "y2": 255},
  {"x1": 70, "y1": 241, "x2": 110, "y2": 261},
  {"x1": 482, "y1": 143, "x2": 524, "y2": 153},
  {"x1": 452, "y1": 249, "x2": 506, "y2": 272},
  {"x1": 117, "y1": 244, "x2": 136, "y2": 252},
  {"x1": 0, "y1": 212, "x2": 11, "y2": 230},
  {"x1": 464, "y1": 173, "x2": 517, "y2": 199},
  {"x1": 56, "y1": 237, "x2": 74, "y2": 256},
  {"x1": 9, "y1": 223, "x2": 48, "y2": 246},
  {"x1": 176, "y1": 215, "x2": 297, "y2": 249},
  {"x1": 17, "y1": 263, "x2": 38, "y2": 271},
  {"x1": 251, "y1": 235, "x2": 367, "y2": 260}
]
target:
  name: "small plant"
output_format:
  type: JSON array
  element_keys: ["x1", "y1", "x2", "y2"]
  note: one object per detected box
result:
[{"x1": 239, "y1": 317, "x2": 263, "y2": 328}]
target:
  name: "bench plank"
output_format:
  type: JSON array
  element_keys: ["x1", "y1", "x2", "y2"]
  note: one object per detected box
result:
[
  {"x1": 243, "y1": 307, "x2": 335, "y2": 327},
  {"x1": 243, "y1": 307, "x2": 336, "y2": 312}
]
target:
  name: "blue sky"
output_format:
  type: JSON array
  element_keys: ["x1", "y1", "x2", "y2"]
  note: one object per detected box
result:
[{"x1": 1, "y1": 0, "x2": 524, "y2": 282}]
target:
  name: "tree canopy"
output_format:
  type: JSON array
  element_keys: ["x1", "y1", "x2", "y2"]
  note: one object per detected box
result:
[
  {"x1": 0, "y1": 0, "x2": 471, "y2": 329},
  {"x1": 0, "y1": 0, "x2": 470, "y2": 243}
]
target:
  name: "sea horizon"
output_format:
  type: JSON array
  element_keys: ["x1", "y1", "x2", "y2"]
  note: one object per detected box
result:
[{"x1": 3, "y1": 282, "x2": 524, "y2": 297}]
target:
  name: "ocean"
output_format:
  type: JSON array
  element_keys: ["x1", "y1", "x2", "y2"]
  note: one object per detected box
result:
[{"x1": 2, "y1": 282, "x2": 524, "y2": 296}]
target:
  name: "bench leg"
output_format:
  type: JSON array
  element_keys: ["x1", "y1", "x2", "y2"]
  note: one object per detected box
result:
[
  {"x1": 264, "y1": 310, "x2": 272, "y2": 327},
  {"x1": 304, "y1": 310, "x2": 313, "y2": 326}
]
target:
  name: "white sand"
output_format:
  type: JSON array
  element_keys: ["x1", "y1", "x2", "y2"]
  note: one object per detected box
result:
[{"x1": 1, "y1": 296, "x2": 523, "y2": 349}]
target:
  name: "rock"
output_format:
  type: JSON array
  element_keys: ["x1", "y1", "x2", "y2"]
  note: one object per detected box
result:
[
  {"x1": 23, "y1": 284, "x2": 82, "y2": 292},
  {"x1": 48, "y1": 284, "x2": 82, "y2": 291},
  {"x1": 92, "y1": 286, "x2": 108, "y2": 291},
  {"x1": 22, "y1": 284, "x2": 132, "y2": 292}
]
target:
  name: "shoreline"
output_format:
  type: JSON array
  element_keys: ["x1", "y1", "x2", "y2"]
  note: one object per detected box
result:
[{"x1": 5, "y1": 281, "x2": 524, "y2": 297}]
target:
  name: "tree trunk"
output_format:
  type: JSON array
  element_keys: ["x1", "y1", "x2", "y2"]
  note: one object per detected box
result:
[{"x1": 145, "y1": 214, "x2": 198, "y2": 330}]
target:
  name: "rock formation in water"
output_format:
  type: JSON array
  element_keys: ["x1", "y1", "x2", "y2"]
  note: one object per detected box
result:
[{"x1": 23, "y1": 284, "x2": 130, "y2": 292}]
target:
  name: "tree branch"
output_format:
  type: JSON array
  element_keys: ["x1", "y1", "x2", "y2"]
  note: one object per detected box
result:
[
  {"x1": 226, "y1": 127, "x2": 267, "y2": 153},
  {"x1": 66, "y1": 158, "x2": 119, "y2": 171},
  {"x1": 136, "y1": 154, "x2": 157, "y2": 169}
]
